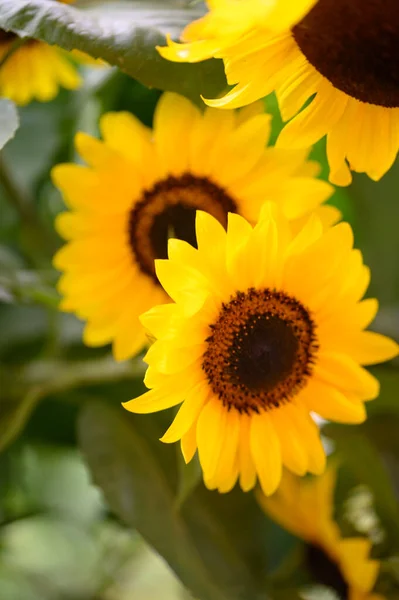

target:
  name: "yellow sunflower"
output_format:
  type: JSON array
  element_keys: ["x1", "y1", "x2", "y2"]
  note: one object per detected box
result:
[
  {"x1": 123, "y1": 205, "x2": 398, "y2": 496},
  {"x1": 160, "y1": 0, "x2": 399, "y2": 185},
  {"x1": 258, "y1": 467, "x2": 385, "y2": 600},
  {"x1": 0, "y1": 0, "x2": 81, "y2": 105},
  {"x1": 53, "y1": 92, "x2": 334, "y2": 361}
]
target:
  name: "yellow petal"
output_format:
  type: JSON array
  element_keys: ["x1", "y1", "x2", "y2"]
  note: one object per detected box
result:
[
  {"x1": 291, "y1": 403, "x2": 326, "y2": 475},
  {"x1": 302, "y1": 380, "x2": 367, "y2": 424},
  {"x1": 161, "y1": 381, "x2": 210, "y2": 443},
  {"x1": 123, "y1": 385, "x2": 185, "y2": 414},
  {"x1": 238, "y1": 415, "x2": 257, "y2": 492},
  {"x1": 197, "y1": 396, "x2": 228, "y2": 481},
  {"x1": 181, "y1": 422, "x2": 198, "y2": 463},
  {"x1": 342, "y1": 332, "x2": 399, "y2": 366},
  {"x1": 144, "y1": 340, "x2": 206, "y2": 374},
  {"x1": 154, "y1": 92, "x2": 200, "y2": 176},
  {"x1": 250, "y1": 413, "x2": 282, "y2": 496},
  {"x1": 272, "y1": 405, "x2": 308, "y2": 476},
  {"x1": 315, "y1": 352, "x2": 380, "y2": 400},
  {"x1": 155, "y1": 259, "x2": 210, "y2": 312},
  {"x1": 338, "y1": 538, "x2": 379, "y2": 593}
]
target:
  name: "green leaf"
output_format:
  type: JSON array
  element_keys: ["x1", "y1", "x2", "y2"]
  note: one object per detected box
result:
[
  {"x1": 0, "y1": 0, "x2": 227, "y2": 102},
  {"x1": 78, "y1": 401, "x2": 270, "y2": 600},
  {"x1": 350, "y1": 167, "x2": 399, "y2": 305},
  {"x1": 0, "y1": 99, "x2": 18, "y2": 150},
  {"x1": 175, "y1": 450, "x2": 202, "y2": 509}
]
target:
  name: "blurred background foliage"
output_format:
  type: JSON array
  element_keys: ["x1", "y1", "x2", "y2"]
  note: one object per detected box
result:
[{"x1": 0, "y1": 2, "x2": 399, "y2": 600}]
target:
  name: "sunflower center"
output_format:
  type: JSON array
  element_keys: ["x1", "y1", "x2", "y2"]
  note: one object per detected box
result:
[
  {"x1": 292, "y1": 0, "x2": 399, "y2": 107},
  {"x1": 128, "y1": 173, "x2": 237, "y2": 283},
  {"x1": 305, "y1": 544, "x2": 349, "y2": 599},
  {"x1": 202, "y1": 288, "x2": 318, "y2": 414}
]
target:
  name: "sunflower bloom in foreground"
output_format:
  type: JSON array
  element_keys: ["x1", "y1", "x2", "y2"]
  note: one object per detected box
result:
[
  {"x1": 53, "y1": 92, "x2": 334, "y2": 361},
  {"x1": 0, "y1": 0, "x2": 80, "y2": 105},
  {"x1": 258, "y1": 468, "x2": 384, "y2": 599},
  {"x1": 123, "y1": 206, "x2": 398, "y2": 496},
  {"x1": 160, "y1": 0, "x2": 399, "y2": 185}
]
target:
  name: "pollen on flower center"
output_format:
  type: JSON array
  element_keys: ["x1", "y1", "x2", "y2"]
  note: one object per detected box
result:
[
  {"x1": 292, "y1": 0, "x2": 399, "y2": 107},
  {"x1": 202, "y1": 288, "x2": 318, "y2": 414},
  {"x1": 305, "y1": 544, "x2": 349, "y2": 599},
  {"x1": 128, "y1": 173, "x2": 237, "y2": 283}
]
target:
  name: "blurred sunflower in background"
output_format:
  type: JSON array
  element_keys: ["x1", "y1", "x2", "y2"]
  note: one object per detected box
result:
[
  {"x1": 160, "y1": 0, "x2": 399, "y2": 185},
  {"x1": 258, "y1": 467, "x2": 384, "y2": 599},
  {"x1": 0, "y1": 0, "x2": 81, "y2": 105},
  {"x1": 53, "y1": 92, "x2": 334, "y2": 361},
  {"x1": 123, "y1": 206, "x2": 398, "y2": 496}
]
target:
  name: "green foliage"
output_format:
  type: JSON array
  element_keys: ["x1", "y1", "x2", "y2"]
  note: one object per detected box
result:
[
  {"x1": 0, "y1": 7, "x2": 399, "y2": 598},
  {"x1": 78, "y1": 401, "x2": 270, "y2": 600},
  {"x1": 0, "y1": 0, "x2": 227, "y2": 102}
]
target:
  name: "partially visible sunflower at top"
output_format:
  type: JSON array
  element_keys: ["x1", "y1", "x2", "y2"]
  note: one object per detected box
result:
[
  {"x1": 160, "y1": 0, "x2": 399, "y2": 185},
  {"x1": 258, "y1": 467, "x2": 384, "y2": 599},
  {"x1": 0, "y1": 0, "x2": 81, "y2": 105},
  {"x1": 53, "y1": 92, "x2": 334, "y2": 361},
  {"x1": 123, "y1": 205, "x2": 398, "y2": 496}
]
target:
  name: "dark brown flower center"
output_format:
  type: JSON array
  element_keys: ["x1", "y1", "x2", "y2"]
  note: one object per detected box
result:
[
  {"x1": 292, "y1": 0, "x2": 399, "y2": 107},
  {"x1": 128, "y1": 173, "x2": 237, "y2": 284},
  {"x1": 202, "y1": 288, "x2": 318, "y2": 414},
  {"x1": 305, "y1": 544, "x2": 349, "y2": 599}
]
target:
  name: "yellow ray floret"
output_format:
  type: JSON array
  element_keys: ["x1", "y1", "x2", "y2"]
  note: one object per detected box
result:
[
  {"x1": 159, "y1": 0, "x2": 399, "y2": 185},
  {"x1": 0, "y1": 0, "x2": 108, "y2": 105},
  {"x1": 0, "y1": 36, "x2": 81, "y2": 105},
  {"x1": 124, "y1": 206, "x2": 398, "y2": 496},
  {"x1": 0, "y1": 0, "x2": 81, "y2": 105},
  {"x1": 258, "y1": 467, "x2": 385, "y2": 599},
  {"x1": 53, "y1": 92, "x2": 335, "y2": 361}
]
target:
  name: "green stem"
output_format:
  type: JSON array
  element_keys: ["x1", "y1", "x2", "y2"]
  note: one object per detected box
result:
[{"x1": 15, "y1": 355, "x2": 146, "y2": 400}]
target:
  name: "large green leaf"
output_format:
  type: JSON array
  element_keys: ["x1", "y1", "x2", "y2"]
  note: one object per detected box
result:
[
  {"x1": 0, "y1": 0, "x2": 226, "y2": 101},
  {"x1": 0, "y1": 99, "x2": 19, "y2": 150},
  {"x1": 78, "y1": 401, "x2": 270, "y2": 600}
]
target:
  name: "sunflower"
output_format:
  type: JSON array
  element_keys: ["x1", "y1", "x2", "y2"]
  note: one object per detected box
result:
[
  {"x1": 123, "y1": 206, "x2": 398, "y2": 496},
  {"x1": 258, "y1": 467, "x2": 385, "y2": 599},
  {"x1": 159, "y1": 0, "x2": 399, "y2": 185},
  {"x1": 53, "y1": 92, "x2": 334, "y2": 361},
  {"x1": 0, "y1": 0, "x2": 81, "y2": 105}
]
